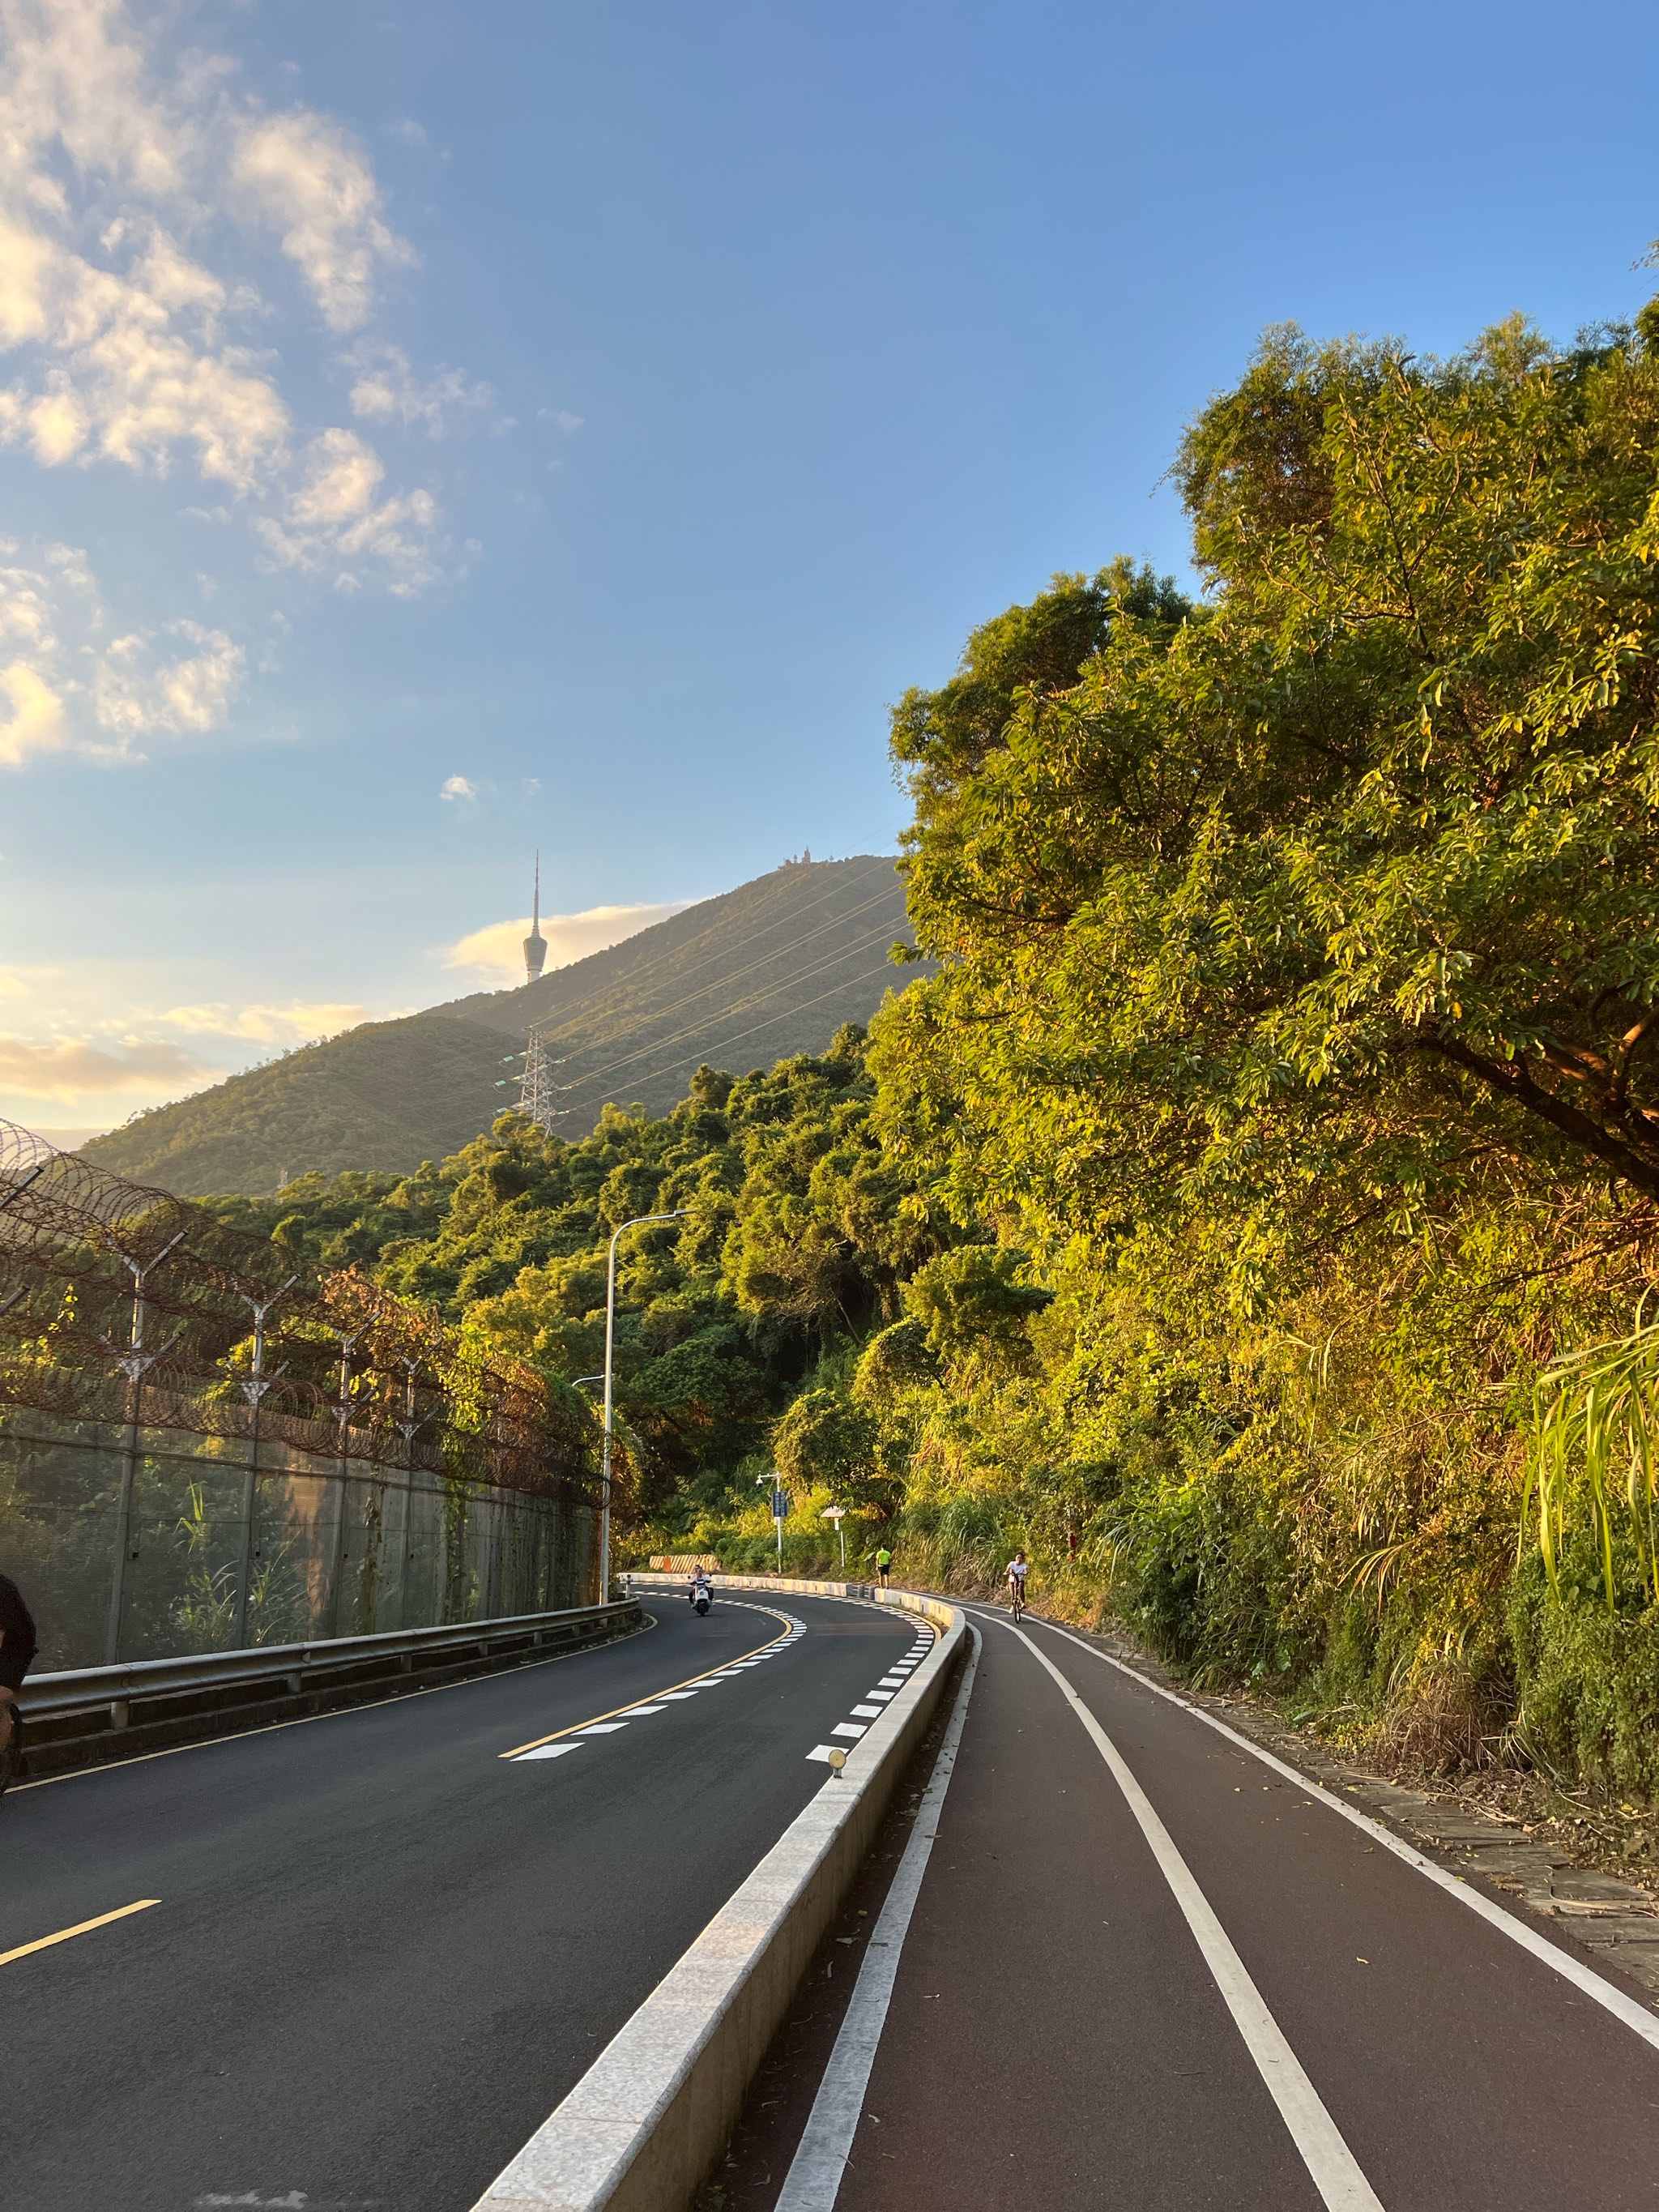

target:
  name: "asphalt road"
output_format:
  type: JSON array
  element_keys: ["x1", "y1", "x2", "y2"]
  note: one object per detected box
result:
[
  {"x1": 817, "y1": 1608, "x2": 1659, "y2": 2212},
  {"x1": 0, "y1": 1591, "x2": 918, "y2": 2212}
]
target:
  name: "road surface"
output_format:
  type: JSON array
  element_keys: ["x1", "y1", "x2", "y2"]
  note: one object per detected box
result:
[
  {"x1": 772, "y1": 1605, "x2": 1659, "y2": 2212},
  {"x1": 0, "y1": 1591, "x2": 919, "y2": 2212}
]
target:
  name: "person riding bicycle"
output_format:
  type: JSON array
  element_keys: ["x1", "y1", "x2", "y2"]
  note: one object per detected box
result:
[
  {"x1": 0, "y1": 1567, "x2": 38, "y2": 1770},
  {"x1": 1004, "y1": 1550, "x2": 1030, "y2": 1612}
]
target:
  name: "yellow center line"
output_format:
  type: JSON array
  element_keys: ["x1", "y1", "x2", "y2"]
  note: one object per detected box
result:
[
  {"x1": 499, "y1": 1608, "x2": 796, "y2": 1758},
  {"x1": 1, "y1": 1898, "x2": 161, "y2": 1968}
]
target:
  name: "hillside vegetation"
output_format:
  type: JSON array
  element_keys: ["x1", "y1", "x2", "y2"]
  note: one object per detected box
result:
[
  {"x1": 207, "y1": 290, "x2": 1659, "y2": 1818},
  {"x1": 84, "y1": 856, "x2": 918, "y2": 1197}
]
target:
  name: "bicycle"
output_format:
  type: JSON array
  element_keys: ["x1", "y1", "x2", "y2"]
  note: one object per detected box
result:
[{"x1": 1008, "y1": 1577, "x2": 1026, "y2": 1624}]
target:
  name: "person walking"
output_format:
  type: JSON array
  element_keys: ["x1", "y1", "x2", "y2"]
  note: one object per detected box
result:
[
  {"x1": 0, "y1": 1566, "x2": 38, "y2": 1782},
  {"x1": 875, "y1": 1545, "x2": 893, "y2": 1589}
]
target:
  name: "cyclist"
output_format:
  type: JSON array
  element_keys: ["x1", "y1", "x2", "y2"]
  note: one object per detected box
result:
[
  {"x1": 0, "y1": 1567, "x2": 37, "y2": 1782},
  {"x1": 1004, "y1": 1549, "x2": 1030, "y2": 1619},
  {"x1": 875, "y1": 1545, "x2": 892, "y2": 1590}
]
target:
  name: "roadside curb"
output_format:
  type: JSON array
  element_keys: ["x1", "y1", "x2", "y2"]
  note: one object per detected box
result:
[{"x1": 468, "y1": 1578, "x2": 965, "y2": 2212}]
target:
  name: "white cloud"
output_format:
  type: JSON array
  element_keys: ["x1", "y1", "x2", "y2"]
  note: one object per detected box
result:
[
  {"x1": 254, "y1": 427, "x2": 439, "y2": 595},
  {"x1": 387, "y1": 118, "x2": 428, "y2": 149},
  {"x1": 349, "y1": 343, "x2": 493, "y2": 437},
  {"x1": 0, "y1": 0, "x2": 471, "y2": 616},
  {"x1": 441, "y1": 903, "x2": 689, "y2": 985},
  {"x1": 156, "y1": 1000, "x2": 366, "y2": 1044},
  {"x1": 440, "y1": 773, "x2": 478, "y2": 802},
  {"x1": 0, "y1": 1030, "x2": 207, "y2": 1102},
  {"x1": 0, "y1": 544, "x2": 247, "y2": 767},
  {"x1": 232, "y1": 109, "x2": 416, "y2": 333}
]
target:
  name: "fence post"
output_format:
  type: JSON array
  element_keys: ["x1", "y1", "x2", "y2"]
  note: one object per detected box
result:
[
  {"x1": 231, "y1": 1278, "x2": 295, "y2": 1649},
  {"x1": 328, "y1": 1328, "x2": 363, "y2": 1640},
  {"x1": 104, "y1": 1231, "x2": 186, "y2": 1664}
]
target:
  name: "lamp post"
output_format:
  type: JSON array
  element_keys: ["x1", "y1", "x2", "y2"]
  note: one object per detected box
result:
[{"x1": 600, "y1": 1211, "x2": 686, "y2": 1598}]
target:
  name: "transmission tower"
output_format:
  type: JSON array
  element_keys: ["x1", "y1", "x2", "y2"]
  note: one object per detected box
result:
[{"x1": 517, "y1": 1027, "x2": 567, "y2": 1132}]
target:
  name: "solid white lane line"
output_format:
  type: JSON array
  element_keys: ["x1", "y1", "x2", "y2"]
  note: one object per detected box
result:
[
  {"x1": 1017, "y1": 1613, "x2": 1659, "y2": 2059},
  {"x1": 775, "y1": 1630, "x2": 980, "y2": 2212},
  {"x1": 1000, "y1": 1620, "x2": 1384, "y2": 2212}
]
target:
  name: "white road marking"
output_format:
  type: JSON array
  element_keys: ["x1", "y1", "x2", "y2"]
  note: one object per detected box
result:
[
  {"x1": 849, "y1": 1705, "x2": 882, "y2": 1719},
  {"x1": 574, "y1": 1722, "x2": 629, "y2": 1736},
  {"x1": 805, "y1": 1744, "x2": 841, "y2": 1763},
  {"x1": 1019, "y1": 1610, "x2": 1659, "y2": 2060},
  {"x1": 831, "y1": 1722, "x2": 868, "y2": 1740},
  {"x1": 1000, "y1": 1620, "x2": 1384, "y2": 2212},
  {"x1": 776, "y1": 1630, "x2": 980, "y2": 2210},
  {"x1": 516, "y1": 1744, "x2": 581, "y2": 1761},
  {"x1": 657, "y1": 1691, "x2": 698, "y2": 1702},
  {"x1": 876, "y1": 1676, "x2": 903, "y2": 1687},
  {"x1": 626, "y1": 1704, "x2": 669, "y2": 1715},
  {"x1": 866, "y1": 1692, "x2": 894, "y2": 1703}
]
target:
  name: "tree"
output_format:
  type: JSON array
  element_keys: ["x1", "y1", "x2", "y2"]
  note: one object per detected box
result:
[{"x1": 877, "y1": 310, "x2": 1659, "y2": 1300}]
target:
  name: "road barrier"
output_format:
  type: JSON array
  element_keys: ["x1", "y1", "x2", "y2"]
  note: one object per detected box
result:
[
  {"x1": 15, "y1": 1599, "x2": 643, "y2": 1778},
  {"x1": 470, "y1": 1574, "x2": 966, "y2": 2212}
]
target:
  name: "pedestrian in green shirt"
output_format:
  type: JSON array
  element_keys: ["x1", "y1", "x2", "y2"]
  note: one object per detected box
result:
[{"x1": 875, "y1": 1546, "x2": 892, "y2": 1589}]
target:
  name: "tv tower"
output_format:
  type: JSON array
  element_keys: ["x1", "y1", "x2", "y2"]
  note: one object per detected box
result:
[{"x1": 522, "y1": 853, "x2": 548, "y2": 985}]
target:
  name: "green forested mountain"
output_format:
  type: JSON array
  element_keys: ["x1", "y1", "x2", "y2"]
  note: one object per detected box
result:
[
  {"x1": 83, "y1": 857, "x2": 920, "y2": 1197},
  {"x1": 199, "y1": 291, "x2": 1659, "y2": 1814}
]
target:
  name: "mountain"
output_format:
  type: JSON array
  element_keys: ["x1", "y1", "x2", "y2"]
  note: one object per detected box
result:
[{"x1": 80, "y1": 856, "x2": 924, "y2": 1197}]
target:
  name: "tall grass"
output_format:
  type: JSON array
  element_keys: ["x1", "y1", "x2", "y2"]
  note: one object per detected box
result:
[{"x1": 1525, "y1": 1309, "x2": 1659, "y2": 1611}]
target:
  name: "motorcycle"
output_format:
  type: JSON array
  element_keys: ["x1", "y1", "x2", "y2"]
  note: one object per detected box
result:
[{"x1": 690, "y1": 1580, "x2": 713, "y2": 1616}]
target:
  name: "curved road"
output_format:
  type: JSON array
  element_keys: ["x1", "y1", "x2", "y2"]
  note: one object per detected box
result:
[{"x1": 0, "y1": 1591, "x2": 919, "y2": 2212}]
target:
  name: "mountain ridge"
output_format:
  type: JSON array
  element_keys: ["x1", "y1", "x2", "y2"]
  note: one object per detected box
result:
[{"x1": 82, "y1": 857, "x2": 923, "y2": 1197}]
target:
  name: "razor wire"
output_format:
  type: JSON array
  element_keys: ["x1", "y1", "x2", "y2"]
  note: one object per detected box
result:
[{"x1": 0, "y1": 1119, "x2": 590, "y2": 1500}]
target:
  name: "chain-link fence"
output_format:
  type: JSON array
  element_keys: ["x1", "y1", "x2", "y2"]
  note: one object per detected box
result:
[{"x1": 0, "y1": 1121, "x2": 598, "y2": 1672}]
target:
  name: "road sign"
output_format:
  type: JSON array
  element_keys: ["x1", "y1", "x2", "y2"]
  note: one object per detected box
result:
[{"x1": 771, "y1": 1488, "x2": 791, "y2": 1519}]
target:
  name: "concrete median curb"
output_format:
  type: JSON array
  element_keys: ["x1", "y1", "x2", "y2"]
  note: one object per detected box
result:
[{"x1": 469, "y1": 1578, "x2": 965, "y2": 2212}]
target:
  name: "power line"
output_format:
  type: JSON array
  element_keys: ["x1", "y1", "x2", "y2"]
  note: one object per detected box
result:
[
  {"x1": 553, "y1": 916, "x2": 909, "y2": 1099},
  {"x1": 527, "y1": 860, "x2": 900, "y2": 1040},
  {"x1": 587, "y1": 959, "x2": 907, "y2": 1109},
  {"x1": 537, "y1": 886, "x2": 910, "y2": 1078}
]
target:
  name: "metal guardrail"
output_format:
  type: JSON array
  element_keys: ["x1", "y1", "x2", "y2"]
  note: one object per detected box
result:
[{"x1": 19, "y1": 1599, "x2": 641, "y2": 1736}]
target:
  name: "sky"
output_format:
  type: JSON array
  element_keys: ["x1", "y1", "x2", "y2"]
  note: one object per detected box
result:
[{"x1": 2, "y1": 0, "x2": 1657, "y2": 1138}]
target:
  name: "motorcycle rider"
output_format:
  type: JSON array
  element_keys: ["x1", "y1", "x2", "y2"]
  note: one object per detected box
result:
[{"x1": 688, "y1": 1564, "x2": 713, "y2": 1609}]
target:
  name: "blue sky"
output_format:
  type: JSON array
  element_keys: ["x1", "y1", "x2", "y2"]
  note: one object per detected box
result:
[{"x1": 2, "y1": 0, "x2": 1657, "y2": 1134}]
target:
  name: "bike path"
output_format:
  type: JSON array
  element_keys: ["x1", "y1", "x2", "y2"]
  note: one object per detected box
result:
[
  {"x1": 0, "y1": 1591, "x2": 917, "y2": 2212},
  {"x1": 832, "y1": 1608, "x2": 1659, "y2": 2211}
]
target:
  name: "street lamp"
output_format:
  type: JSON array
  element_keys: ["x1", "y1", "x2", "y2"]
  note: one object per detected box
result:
[{"x1": 599, "y1": 1211, "x2": 687, "y2": 1597}]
